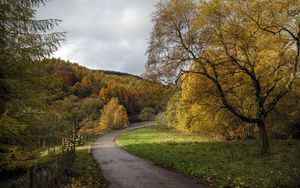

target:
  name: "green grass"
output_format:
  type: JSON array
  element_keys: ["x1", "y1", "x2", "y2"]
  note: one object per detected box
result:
[{"x1": 116, "y1": 126, "x2": 300, "y2": 188}]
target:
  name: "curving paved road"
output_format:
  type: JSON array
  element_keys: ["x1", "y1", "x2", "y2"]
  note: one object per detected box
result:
[{"x1": 92, "y1": 122, "x2": 209, "y2": 188}]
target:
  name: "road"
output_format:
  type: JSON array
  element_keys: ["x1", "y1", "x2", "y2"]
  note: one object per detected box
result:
[{"x1": 92, "y1": 122, "x2": 209, "y2": 188}]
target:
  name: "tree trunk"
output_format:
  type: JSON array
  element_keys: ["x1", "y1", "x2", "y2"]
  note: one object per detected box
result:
[{"x1": 257, "y1": 119, "x2": 271, "y2": 155}]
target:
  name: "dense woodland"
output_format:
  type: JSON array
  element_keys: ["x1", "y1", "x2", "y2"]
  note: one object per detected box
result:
[
  {"x1": 0, "y1": 57, "x2": 171, "y2": 172},
  {"x1": 0, "y1": 0, "x2": 170, "y2": 173}
]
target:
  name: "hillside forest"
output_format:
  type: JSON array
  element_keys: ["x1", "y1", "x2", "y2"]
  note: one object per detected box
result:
[
  {"x1": 1, "y1": 56, "x2": 171, "y2": 172},
  {"x1": 0, "y1": 0, "x2": 171, "y2": 174}
]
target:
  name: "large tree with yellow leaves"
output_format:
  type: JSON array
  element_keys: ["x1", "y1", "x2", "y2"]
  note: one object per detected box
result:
[{"x1": 146, "y1": 0, "x2": 299, "y2": 154}]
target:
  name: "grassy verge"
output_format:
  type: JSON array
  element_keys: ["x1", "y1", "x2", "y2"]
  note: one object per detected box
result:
[
  {"x1": 116, "y1": 125, "x2": 300, "y2": 188},
  {"x1": 63, "y1": 138, "x2": 109, "y2": 187}
]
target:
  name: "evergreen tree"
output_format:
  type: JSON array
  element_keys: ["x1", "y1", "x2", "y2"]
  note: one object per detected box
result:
[
  {"x1": 0, "y1": 0, "x2": 64, "y2": 171},
  {"x1": 0, "y1": 0, "x2": 65, "y2": 111}
]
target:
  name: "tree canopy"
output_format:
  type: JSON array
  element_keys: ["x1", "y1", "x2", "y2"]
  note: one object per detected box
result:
[{"x1": 146, "y1": 0, "x2": 300, "y2": 154}]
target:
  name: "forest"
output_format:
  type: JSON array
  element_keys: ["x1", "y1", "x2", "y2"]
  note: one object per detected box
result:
[
  {"x1": 1, "y1": 0, "x2": 299, "y2": 187},
  {"x1": 0, "y1": 57, "x2": 171, "y2": 172},
  {"x1": 0, "y1": 1, "x2": 170, "y2": 180}
]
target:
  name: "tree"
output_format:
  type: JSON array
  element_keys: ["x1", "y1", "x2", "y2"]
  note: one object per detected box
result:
[
  {"x1": 56, "y1": 95, "x2": 91, "y2": 137},
  {"x1": 71, "y1": 82, "x2": 87, "y2": 98},
  {"x1": 81, "y1": 76, "x2": 91, "y2": 89},
  {"x1": 81, "y1": 96, "x2": 104, "y2": 120},
  {"x1": 0, "y1": 0, "x2": 65, "y2": 63},
  {"x1": 56, "y1": 64, "x2": 78, "y2": 86},
  {"x1": 99, "y1": 87, "x2": 110, "y2": 102},
  {"x1": 99, "y1": 98, "x2": 128, "y2": 132},
  {"x1": 267, "y1": 79, "x2": 300, "y2": 139},
  {"x1": 1, "y1": 0, "x2": 65, "y2": 112},
  {"x1": 177, "y1": 72, "x2": 234, "y2": 138},
  {"x1": 146, "y1": 0, "x2": 299, "y2": 154},
  {"x1": 160, "y1": 72, "x2": 237, "y2": 139},
  {"x1": 0, "y1": 0, "x2": 65, "y2": 170}
]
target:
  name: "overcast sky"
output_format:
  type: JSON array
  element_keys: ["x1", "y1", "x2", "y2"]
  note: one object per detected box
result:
[{"x1": 36, "y1": 0, "x2": 158, "y2": 75}]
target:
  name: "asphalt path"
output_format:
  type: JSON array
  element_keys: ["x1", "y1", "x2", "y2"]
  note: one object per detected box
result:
[{"x1": 92, "y1": 122, "x2": 210, "y2": 188}]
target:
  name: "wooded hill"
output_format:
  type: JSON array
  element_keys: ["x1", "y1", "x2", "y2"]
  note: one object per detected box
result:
[{"x1": 0, "y1": 58, "x2": 171, "y2": 172}]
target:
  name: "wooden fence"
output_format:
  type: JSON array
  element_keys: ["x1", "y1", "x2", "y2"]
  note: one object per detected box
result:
[
  {"x1": 2, "y1": 151, "x2": 75, "y2": 188},
  {"x1": 2, "y1": 134, "x2": 96, "y2": 188},
  {"x1": 42, "y1": 134, "x2": 95, "y2": 156}
]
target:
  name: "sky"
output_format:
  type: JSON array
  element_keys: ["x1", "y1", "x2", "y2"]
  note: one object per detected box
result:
[{"x1": 36, "y1": 0, "x2": 158, "y2": 76}]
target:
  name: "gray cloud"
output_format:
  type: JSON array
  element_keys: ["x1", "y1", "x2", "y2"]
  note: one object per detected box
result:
[{"x1": 36, "y1": 0, "x2": 158, "y2": 75}]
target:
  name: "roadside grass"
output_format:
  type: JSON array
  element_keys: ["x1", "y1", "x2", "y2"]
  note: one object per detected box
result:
[
  {"x1": 116, "y1": 126, "x2": 300, "y2": 188},
  {"x1": 63, "y1": 138, "x2": 109, "y2": 187}
]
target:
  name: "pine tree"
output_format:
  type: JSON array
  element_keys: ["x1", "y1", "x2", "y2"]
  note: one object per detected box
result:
[
  {"x1": 0, "y1": 0, "x2": 65, "y2": 111},
  {"x1": 0, "y1": 0, "x2": 65, "y2": 171}
]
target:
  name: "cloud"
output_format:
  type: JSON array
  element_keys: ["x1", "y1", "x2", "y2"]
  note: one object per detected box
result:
[{"x1": 36, "y1": 0, "x2": 158, "y2": 75}]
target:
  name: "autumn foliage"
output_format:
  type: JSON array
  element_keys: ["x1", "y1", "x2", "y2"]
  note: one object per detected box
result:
[
  {"x1": 147, "y1": 0, "x2": 300, "y2": 154},
  {"x1": 99, "y1": 98, "x2": 128, "y2": 131}
]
